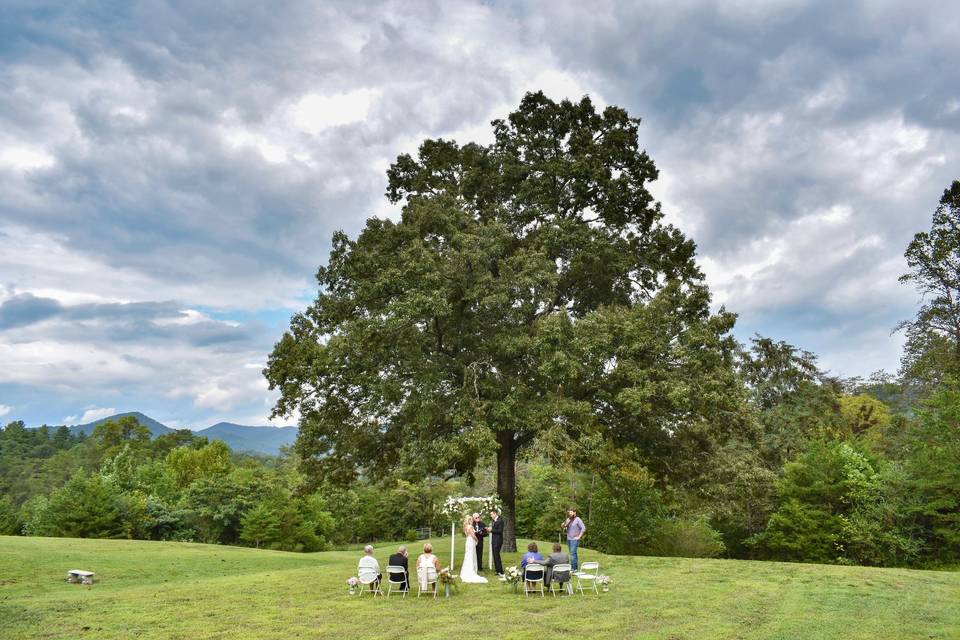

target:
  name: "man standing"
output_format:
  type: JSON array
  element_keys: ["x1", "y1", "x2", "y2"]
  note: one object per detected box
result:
[
  {"x1": 562, "y1": 508, "x2": 585, "y2": 570},
  {"x1": 472, "y1": 512, "x2": 487, "y2": 571},
  {"x1": 387, "y1": 544, "x2": 409, "y2": 591},
  {"x1": 489, "y1": 509, "x2": 504, "y2": 576}
]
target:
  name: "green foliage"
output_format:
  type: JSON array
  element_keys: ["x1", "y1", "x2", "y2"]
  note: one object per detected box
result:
[
  {"x1": 0, "y1": 420, "x2": 88, "y2": 506},
  {"x1": 265, "y1": 91, "x2": 725, "y2": 550},
  {"x1": 750, "y1": 440, "x2": 918, "y2": 565},
  {"x1": 318, "y1": 478, "x2": 453, "y2": 544},
  {"x1": 92, "y1": 416, "x2": 151, "y2": 456},
  {"x1": 515, "y1": 463, "x2": 572, "y2": 541},
  {"x1": 696, "y1": 441, "x2": 778, "y2": 556},
  {"x1": 0, "y1": 495, "x2": 21, "y2": 535},
  {"x1": 165, "y1": 440, "x2": 232, "y2": 489},
  {"x1": 898, "y1": 384, "x2": 960, "y2": 561},
  {"x1": 758, "y1": 379, "x2": 844, "y2": 467},
  {"x1": 586, "y1": 454, "x2": 664, "y2": 555},
  {"x1": 753, "y1": 499, "x2": 842, "y2": 563},
  {"x1": 240, "y1": 503, "x2": 281, "y2": 548},
  {"x1": 898, "y1": 179, "x2": 960, "y2": 387},
  {"x1": 839, "y1": 394, "x2": 891, "y2": 437},
  {"x1": 20, "y1": 496, "x2": 55, "y2": 537},
  {"x1": 740, "y1": 335, "x2": 820, "y2": 410},
  {"x1": 42, "y1": 473, "x2": 126, "y2": 539},
  {"x1": 648, "y1": 518, "x2": 726, "y2": 559}
]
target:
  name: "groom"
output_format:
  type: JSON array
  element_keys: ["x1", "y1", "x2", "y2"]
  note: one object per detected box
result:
[
  {"x1": 489, "y1": 509, "x2": 504, "y2": 576},
  {"x1": 472, "y1": 513, "x2": 487, "y2": 571}
]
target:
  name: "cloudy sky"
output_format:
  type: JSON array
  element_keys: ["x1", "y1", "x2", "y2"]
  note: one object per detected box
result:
[{"x1": 1, "y1": 1, "x2": 958, "y2": 428}]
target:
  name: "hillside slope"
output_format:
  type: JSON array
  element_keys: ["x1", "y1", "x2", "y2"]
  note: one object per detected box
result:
[
  {"x1": 70, "y1": 411, "x2": 174, "y2": 437},
  {"x1": 194, "y1": 422, "x2": 297, "y2": 455},
  {"x1": 1, "y1": 536, "x2": 957, "y2": 640}
]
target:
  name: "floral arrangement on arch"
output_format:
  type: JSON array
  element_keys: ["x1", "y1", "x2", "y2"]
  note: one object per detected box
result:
[{"x1": 440, "y1": 495, "x2": 502, "y2": 520}]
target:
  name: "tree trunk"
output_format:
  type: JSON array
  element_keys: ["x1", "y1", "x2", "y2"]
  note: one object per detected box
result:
[{"x1": 495, "y1": 430, "x2": 518, "y2": 552}]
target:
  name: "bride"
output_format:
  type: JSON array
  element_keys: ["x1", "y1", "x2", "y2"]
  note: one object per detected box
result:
[{"x1": 459, "y1": 515, "x2": 488, "y2": 583}]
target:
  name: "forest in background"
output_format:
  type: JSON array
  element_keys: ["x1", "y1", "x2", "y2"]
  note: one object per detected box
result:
[{"x1": 2, "y1": 328, "x2": 958, "y2": 567}]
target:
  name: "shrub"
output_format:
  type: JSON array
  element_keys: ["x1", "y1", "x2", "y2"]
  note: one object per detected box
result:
[
  {"x1": 587, "y1": 457, "x2": 664, "y2": 555},
  {"x1": 52, "y1": 474, "x2": 126, "y2": 538},
  {"x1": 751, "y1": 499, "x2": 841, "y2": 563},
  {"x1": 0, "y1": 495, "x2": 21, "y2": 535},
  {"x1": 648, "y1": 518, "x2": 726, "y2": 558}
]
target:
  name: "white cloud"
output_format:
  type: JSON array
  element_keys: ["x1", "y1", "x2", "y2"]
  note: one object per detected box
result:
[
  {"x1": 0, "y1": 146, "x2": 56, "y2": 171},
  {"x1": 0, "y1": 404, "x2": 11, "y2": 418},
  {"x1": 290, "y1": 88, "x2": 380, "y2": 133},
  {"x1": 64, "y1": 407, "x2": 117, "y2": 425}
]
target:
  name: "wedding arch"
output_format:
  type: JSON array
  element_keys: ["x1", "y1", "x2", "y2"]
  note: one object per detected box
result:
[{"x1": 440, "y1": 495, "x2": 502, "y2": 570}]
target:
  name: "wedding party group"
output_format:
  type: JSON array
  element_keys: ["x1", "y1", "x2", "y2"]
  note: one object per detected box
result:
[{"x1": 354, "y1": 508, "x2": 587, "y2": 595}]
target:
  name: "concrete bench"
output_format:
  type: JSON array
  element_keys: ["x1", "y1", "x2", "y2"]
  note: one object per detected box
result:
[{"x1": 67, "y1": 569, "x2": 94, "y2": 585}]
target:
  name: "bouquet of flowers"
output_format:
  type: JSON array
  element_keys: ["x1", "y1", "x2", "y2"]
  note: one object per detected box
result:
[
  {"x1": 347, "y1": 576, "x2": 359, "y2": 595},
  {"x1": 596, "y1": 575, "x2": 611, "y2": 591},
  {"x1": 438, "y1": 567, "x2": 458, "y2": 596},
  {"x1": 438, "y1": 568, "x2": 458, "y2": 584},
  {"x1": 502, "y1": 566, "x2": 522, "y2": 584}
]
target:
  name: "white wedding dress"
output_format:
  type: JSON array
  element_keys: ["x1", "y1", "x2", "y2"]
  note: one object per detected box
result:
[{"x1": 460, "y1": 534, "x2": 488, "y2": 583}]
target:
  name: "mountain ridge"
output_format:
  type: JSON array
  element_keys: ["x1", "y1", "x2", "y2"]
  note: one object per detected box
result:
[{"x1": 67, "y1": 412, "x2": 296, "y2": 455}]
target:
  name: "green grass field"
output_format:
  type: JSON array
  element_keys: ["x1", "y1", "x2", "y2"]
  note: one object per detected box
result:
[{"x1": 1, "y1": 535, "x2": 958, "y2": 639}]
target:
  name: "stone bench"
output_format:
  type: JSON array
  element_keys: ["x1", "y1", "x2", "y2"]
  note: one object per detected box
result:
[{"x1": 67, "y1": 569, "x2": 94, "y2": 585}]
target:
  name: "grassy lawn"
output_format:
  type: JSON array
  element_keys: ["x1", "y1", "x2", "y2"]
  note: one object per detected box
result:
[{"x1": 1, "y1": 535, "x2": 958, "y2": 639}]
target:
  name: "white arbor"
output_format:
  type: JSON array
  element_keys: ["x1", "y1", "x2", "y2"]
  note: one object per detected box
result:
[{"x1": 441, "y1": 495, "x2": 501, "y2": 570}]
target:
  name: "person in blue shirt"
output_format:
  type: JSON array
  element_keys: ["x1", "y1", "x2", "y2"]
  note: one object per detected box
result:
[{"x1": 519, "y1": 541, "x2": 545, "y2": 588}]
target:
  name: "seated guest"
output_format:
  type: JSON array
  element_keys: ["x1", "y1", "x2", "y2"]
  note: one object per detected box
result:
[
  {"x1": 388, "y1": 544, "x2": 409, "y2": 591},
  {"x1": 519, "y1": 541, "x2": 544, "y2": 588},
  {"x1": 519, "y1": 541, "x2": 544, "y2": 569},
  {"x1": 416, "y1": 542, "x2": 442, "y2": 592},
  {"x1": 544, "y1": 542, "x2": 571, "y2": 588},
  {"x1": 358, "y1": 544, "x2": 381, "y2": 590}
]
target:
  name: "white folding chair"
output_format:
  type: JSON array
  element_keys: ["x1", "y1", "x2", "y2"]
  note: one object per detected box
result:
[
  {"x1": 417, "y1": 566, "x2": 439, "y2": 598},
  {"x1": 523, "y1": 563, "x2": 545, "y2": 597},
  {"x1": 386, "y1": 565, "x2": 408, "y2": 597},
  {"x1": 548, "y1": 562, "x2": 573, "y2": 596},
  {"x1": 573, "y1": 561, "x2": 599, "y2": 594},
  {"x1": 357, "y1": 566, "x2": 382, "y2": 596}
]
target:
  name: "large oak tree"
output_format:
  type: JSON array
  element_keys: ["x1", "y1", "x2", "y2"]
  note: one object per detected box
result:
[{"x1": 265, "y1": 92, "x2": 745, "y2": 550}]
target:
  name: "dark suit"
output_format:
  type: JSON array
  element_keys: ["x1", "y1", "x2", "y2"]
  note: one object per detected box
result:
[
  {"x1": 387, "y1": 552, "x2": 409, "y2": 591},
  {"x1": 544, "y1": 551, "x2": 571, "y2": 586},
  {"x1": 473, "y1": 519, "x2": 487, "y2": 571},
  {"x1": 489, "y1": 517, "x2": 504, "y2": 574}
]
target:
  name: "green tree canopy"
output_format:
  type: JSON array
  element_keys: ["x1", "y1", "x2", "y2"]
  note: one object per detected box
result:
[
  {"x1": 898, "y1": 179, "x2": 960, "y2": 386},
  {"x1": 265, "y1": 92, "x2": 744, "y2": 550}
]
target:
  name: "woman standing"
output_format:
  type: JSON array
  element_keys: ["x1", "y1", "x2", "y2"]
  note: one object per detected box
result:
[{"x1": 459, "y1": 514, "x2": 488, "y2": 583}]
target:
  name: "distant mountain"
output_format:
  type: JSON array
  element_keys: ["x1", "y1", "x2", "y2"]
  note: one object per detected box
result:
[
  {"x1": 195, "y1": 422, "x2": 298, "y2": 456},
  {"x1": 70, "y1": 411, "x2": 175, "y2": 438},
  {"x1": 65, "y1": 412, "x2": 297, "y2": 455}
]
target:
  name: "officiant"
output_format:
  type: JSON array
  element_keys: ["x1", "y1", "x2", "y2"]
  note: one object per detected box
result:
[{"x1": 471, "y1": 513, "x2": 487, "y2": 571}]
